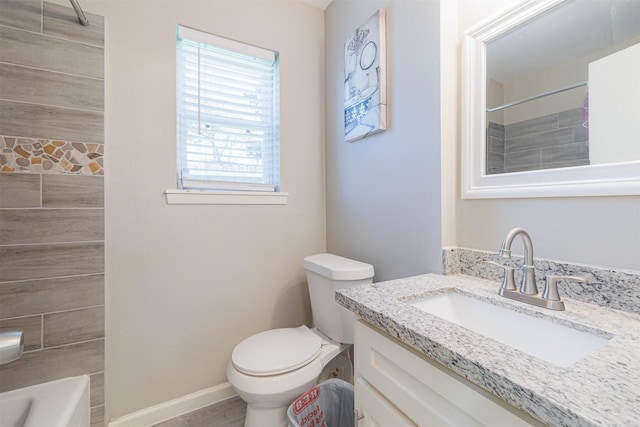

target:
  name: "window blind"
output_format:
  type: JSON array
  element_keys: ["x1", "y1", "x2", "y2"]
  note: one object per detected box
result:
[{"x1": 176, "y1": 25, "x2": 280, "y2": 191}]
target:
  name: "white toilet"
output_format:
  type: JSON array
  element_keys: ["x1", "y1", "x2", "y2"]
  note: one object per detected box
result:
[{"x1": 226, "y1": 253, "x2": 374, "y2": 427}]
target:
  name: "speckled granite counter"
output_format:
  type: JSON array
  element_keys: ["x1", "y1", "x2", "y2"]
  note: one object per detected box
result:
[{"x1": 336, "y1": 274, "x2": 640, "y2": 427}]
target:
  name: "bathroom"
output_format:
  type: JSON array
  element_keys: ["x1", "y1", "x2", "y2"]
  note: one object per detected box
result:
[{"x1": 0, "y1": 0, "x2": 638, "y2": 426}]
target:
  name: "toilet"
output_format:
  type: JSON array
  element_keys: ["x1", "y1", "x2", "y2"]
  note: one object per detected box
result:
[{"x1": 226, "y1": 253, "x2": 374, "y2": 427}]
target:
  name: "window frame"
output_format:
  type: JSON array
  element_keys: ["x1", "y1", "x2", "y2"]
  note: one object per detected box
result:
[{"x1": 168, "y1": 25, "x2": 287, "y2": 205}]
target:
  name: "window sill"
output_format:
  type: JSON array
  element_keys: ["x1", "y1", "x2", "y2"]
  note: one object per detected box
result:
[{"x1": 165, "y1": 189, "x2": 288, "y2": 205}]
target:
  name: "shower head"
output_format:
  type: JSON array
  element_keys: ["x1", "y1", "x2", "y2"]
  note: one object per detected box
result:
[{"x1": 69, "y1": 0, "x2": 89, "y2": 26}]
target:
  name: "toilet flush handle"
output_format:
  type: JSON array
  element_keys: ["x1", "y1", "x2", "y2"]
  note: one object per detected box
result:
[{"x1": 354, "y1": 409, "x2": 364, "y2": 425}]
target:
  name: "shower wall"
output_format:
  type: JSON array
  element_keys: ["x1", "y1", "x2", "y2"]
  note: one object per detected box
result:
[
  {"x1": 486, "y1": 107, "x2": 589, "y2": 174},
  {"x1": 0, "y1": 2, "x2": 105, "y2": 426}
]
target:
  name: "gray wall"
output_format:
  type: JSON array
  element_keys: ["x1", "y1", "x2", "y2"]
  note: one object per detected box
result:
[
  {"x1": 0, "y1": 2, "x2": 105, "y2": 426},
  {"x1": 325, "y1": 0, "x2": 443, "y2": 281}
]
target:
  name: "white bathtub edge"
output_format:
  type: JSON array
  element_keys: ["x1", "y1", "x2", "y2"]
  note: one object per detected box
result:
[
  {"x1": 107, "y1": 382, "x2": 236, "y2": 427},
  {"x1": 0, "y1": 375, "x2": 91, "y2": 427}
]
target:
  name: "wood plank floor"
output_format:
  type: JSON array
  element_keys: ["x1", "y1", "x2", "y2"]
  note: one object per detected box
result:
[{"x1": 152, "y1": 396, "x2": 246, "y2": 427}]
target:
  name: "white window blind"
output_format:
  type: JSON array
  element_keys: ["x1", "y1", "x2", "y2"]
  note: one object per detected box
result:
[{"x1": 176, "y1": 25, "x2": 280, "y2": 192}]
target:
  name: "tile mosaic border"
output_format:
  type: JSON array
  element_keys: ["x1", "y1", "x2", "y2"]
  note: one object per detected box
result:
[
  {"x1": 0, "y1": 135, "x2": 103, "y2": 176},
  {"x1": 443, "y1": 247, "x2": 640, "y2": 315}
]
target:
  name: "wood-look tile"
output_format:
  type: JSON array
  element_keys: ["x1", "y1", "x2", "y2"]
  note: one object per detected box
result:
[
  {"x1": 0, "y1": 274, "x2": 104, "y2": 319},
  {"x1": 91, "y1": 405, "x2": 105, "y2": 427},
  {"x1": 0, "y1": 63, "x2": 104, "y2": 112},
  {"x1": 573, "y1": 125, "x2": 589, "y2": 143},
  {"x1": 152, "y1": 396, "x2": 246, "y2": 427},
  {"x1": 0, "y1": 100, "x2": 104, "y2": 143},
  {"x1": 541, "y1": 141, "x2": 589, "y2": 163},
  {"x1": 0, "y1": 0, "x2": 42, "y2": 32},
  {"x1": 505, "y1": 127, "x2": 574, "y2": 154},
  {"x1": 0, "y1": 339, "x2": 104, "y2": 393},
  {"x1": 0, "y1": 209, "x2": 104, "y2": 245},
  {"x1": 43, "y1": 2, "x2": 104, "y2": 48},
  {"x1": 504, "y1": 164, "x2": 543, "y2": 174},
  {"x1": 89, "y1": 372, "x2": 104, "y2": 407},
  {"x1": 0, "y1": 315, "x2": 42, "y2": 352},
  {"x1": 44, "y1": 306, "x2": 104, "y2": 347},
  {"x1": 505, "y1": 112, "x2": 559, "y2": 139},
  {"x1": 0, "y1": 25, "x2": 104, "y2": 78},
  {"x1": 486, "y1": 151, "x2": 504, "y2": 171},
  {"x1": 487, "y1": 136, "x2": 504, "y2": 154},
  {"x1": 541, "y1": 159, "x2": 590, "y2": 170},
  {"x1": 504, "y1": 148, "x2": 541, "y2": 170},
  {"x1": 42, "y1": 175, "x2": 104, "y2": 208},
  {"x1": 0, "y1": 242, "x2": 104, "y2": 282},
  {"x1": 558, "y1": 107, "x2": 583, "y2": 128},
  {"x1": 487, "y1": 122, "x2": 505, "y2": 138},
  {"x1": 0, "y1": 173, "x2": 40, "y2": 208}
]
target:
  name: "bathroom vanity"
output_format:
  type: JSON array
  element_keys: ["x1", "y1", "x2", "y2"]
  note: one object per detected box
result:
[
  {"x1": 353, "y1": 320, "x2": 544, "y2": 426},
  {"x1": 337, "y1": 274, "x2": 640, "y2": 426}
]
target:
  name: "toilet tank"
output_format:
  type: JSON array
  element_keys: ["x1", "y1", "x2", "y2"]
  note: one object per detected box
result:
[{"x1": 303, "y1": 254, "x2": 374, "y2": 344}]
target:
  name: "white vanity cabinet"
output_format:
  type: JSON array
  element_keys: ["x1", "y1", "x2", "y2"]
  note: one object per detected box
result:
[{"x1": 354, "y1": 320, "x2": 545, "y2": 427}]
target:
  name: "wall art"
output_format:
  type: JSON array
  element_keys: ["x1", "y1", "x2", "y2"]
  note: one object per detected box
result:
[{"x1": 344, "y1": 9, "x2": 387, "y2": 142}]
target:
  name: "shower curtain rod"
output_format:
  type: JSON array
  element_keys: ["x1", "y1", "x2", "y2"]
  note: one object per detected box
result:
[
  {"x1": 69, "y1": 0, "x2": 89, "y2": 26},
  {"x1": 487, "y1": 81, "x2": 587, "y2": 113}
]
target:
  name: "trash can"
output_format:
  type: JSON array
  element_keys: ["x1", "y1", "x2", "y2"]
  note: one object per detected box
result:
[{"x1": 287, "y1": 378, "x2": 354, "y2": 427}]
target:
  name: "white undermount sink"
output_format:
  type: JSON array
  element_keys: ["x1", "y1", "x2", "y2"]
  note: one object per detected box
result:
[{"x1": 411, "y1": 291, "x2": 611, "y2": 368}]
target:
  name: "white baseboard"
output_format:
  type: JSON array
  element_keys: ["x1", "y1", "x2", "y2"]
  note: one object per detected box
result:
[{"x1": 107, "y1": 382, "x2": 237, "y2": 427}]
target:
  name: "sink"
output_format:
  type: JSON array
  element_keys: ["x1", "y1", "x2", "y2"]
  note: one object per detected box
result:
[{"x1": 411, "y1": 291, "x2": 610, "y2": 367}]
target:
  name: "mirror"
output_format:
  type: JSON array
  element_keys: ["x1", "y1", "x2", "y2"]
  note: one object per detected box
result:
[{"x1": 462, "y1": 0, "x2": 640, "y2": 198}]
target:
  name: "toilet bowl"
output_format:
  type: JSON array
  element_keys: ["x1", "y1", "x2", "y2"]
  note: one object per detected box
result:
[
  {"x1": 226, "y1": 326, "x2": 347, "y2": 426},
  {"x1": 227, "y1": 254, "x2": 374, "y2": 427}
]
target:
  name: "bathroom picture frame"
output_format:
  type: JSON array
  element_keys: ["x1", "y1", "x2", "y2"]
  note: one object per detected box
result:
[{"x1": 344, "y1": 9, "x2": 387, "y2": 143}]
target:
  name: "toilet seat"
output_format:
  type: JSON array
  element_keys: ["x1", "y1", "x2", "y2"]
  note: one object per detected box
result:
[{"x1": 231, "y1": 326, "x2": 322, "y2": 376}]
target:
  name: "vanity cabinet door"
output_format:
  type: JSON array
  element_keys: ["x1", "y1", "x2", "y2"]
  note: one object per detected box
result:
[
  {"x1": 354, "y1": 320, "x2": 545, "y2": 427},
  {"x1": 354, "y1": 377, "x2": 415, "y2": 426}
]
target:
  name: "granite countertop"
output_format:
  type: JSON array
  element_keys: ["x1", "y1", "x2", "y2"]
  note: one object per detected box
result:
[{"x1": 336, "y1": 274, "x2": 640, "y2": 427}]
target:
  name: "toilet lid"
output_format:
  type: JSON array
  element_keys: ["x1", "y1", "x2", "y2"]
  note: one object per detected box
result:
[{"x1": 231, "y1": 326, "x2": 322, "y2": 376}]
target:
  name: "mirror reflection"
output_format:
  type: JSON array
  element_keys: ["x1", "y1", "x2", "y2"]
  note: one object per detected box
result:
[{"x1": 485, "y1": 0, "x2": 640, "y2": 175}]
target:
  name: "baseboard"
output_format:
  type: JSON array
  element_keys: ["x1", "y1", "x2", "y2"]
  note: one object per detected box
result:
[{"x1": 107, "y1": 382, "x2": 237, "y2": 427}]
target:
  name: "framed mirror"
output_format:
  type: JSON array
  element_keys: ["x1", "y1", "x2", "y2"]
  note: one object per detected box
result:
[{"x1": 462, "y1": 0, "x2": 640, "y2": 198}]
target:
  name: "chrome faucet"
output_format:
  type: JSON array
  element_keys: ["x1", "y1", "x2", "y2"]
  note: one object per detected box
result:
[
  {"x1": 489, "y1": 228, "x2": 586, "y2": 311},
  {"x1": 498, "y1": 228, "x2": 537, "y2": 295},
  {"x1": 0, "y1": 331, "x2": 23, "y2": 365}
]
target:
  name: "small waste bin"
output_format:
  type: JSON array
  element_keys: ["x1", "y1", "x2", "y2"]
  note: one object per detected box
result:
[{"x1": 287, "y1": 378, "x2": 354, "y2": 427}]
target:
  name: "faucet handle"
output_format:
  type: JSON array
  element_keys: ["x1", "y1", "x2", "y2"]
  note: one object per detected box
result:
[
  {"x1": 486, "y1": 261, "x2": 517, "y2": 291},
  {"x1": 543, "y1": 275, "x2": 586, "y2": 301}
]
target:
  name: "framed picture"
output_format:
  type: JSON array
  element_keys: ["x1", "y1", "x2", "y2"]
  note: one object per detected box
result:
[{"x1": 344, "y1": 9, "x2": 387, "y2": 142}]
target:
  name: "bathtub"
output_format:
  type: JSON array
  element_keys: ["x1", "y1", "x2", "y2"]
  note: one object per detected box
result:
[{"x1": 0, "y1": 375, "x2": 90, "y2": 427}]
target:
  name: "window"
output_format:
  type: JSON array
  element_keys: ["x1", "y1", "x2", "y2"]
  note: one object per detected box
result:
[{"x1": 176, "y1": 25, "x2": 280, "y2": 192}]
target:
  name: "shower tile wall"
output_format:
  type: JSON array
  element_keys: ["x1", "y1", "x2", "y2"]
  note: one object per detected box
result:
[
  {"x1": 487, "y1": 107, "x2": 590, "y2": 174},
  {"x1": 0, "y1": 2, "x2": 105, "y2": 426},
  {"x1": 486, "y1": 122, "x2": 506, "y2": 174}
]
